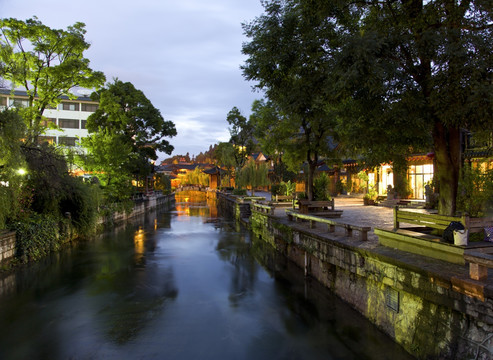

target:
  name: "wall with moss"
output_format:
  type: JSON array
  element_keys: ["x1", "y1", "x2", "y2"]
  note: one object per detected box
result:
[{"x1": 249, "y1": 210, "x2": 493, "y2": 360}]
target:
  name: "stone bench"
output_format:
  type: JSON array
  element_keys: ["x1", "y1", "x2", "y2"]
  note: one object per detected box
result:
[{"x1": 286, "y1": 210, "x2": 370, "y2": 241}]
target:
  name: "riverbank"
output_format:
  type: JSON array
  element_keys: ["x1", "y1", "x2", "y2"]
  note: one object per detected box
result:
[
  {"x1": 217, "y1": 192, "x2": 493, "y2": 360},
  {"x1": 0, "y1": 193, "x2": 175, "y2": 268}
]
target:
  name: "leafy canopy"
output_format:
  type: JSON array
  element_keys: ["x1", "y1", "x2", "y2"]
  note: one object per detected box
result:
[{"x1": 0, "y1": 17, "x2": 105, "y2": 142}]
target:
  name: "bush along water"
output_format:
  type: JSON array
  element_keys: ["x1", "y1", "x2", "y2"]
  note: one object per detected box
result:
[{"x1": 8, "y1": 213, "x2": 71, "y2": 263}]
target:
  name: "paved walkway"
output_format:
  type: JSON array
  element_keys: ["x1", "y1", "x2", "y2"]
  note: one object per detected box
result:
[
  {"x1": 247, "y1": 191, "x2": 493, "y2": 290},
  {"x1": 254, "y1": 192, "x2": 395, "y2": 242}
]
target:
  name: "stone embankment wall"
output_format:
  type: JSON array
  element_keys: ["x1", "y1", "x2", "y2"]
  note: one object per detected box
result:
[
  {"x1": 218, "y1": 193, "x2": 493, "y2": 360},
  {"x1": 1, "y1": 193, "x2": 175, "y2": 266},
  {"x1": 0, "y1": 231, "x2": 15, "y2": 265},
  {"x1": 102, "y1": 193, "x2": 175, "y2": 225}
]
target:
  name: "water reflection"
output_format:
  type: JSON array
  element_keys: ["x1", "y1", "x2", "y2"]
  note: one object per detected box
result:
[{"x1": 0, "y1": 192, "x2": 413, "y2": 360}]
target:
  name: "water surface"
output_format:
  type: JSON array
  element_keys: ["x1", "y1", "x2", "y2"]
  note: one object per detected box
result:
[{"x1": 0, "y1": 193, "x2": 413, "y2": 359}]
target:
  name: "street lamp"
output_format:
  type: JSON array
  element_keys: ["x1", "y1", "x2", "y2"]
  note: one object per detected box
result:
[{"x1": 17, "y1": 168, "x2": 27, "y2": 176}]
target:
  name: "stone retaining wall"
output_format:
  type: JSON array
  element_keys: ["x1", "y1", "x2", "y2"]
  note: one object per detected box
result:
[
  {"x1": 0, "y1": 231, "x2": 15, "y2": 264},
  {"x1": 219, "y1": 193, "x2": 492, "y2": 360},
  {"x1": 101, "y1": 193, "x2": 175, "y2": 225}
]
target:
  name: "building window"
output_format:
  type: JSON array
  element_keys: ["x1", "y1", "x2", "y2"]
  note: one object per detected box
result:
[
  {"x1": 81, "y1": 120, "x2": 87, "y2": 129},
  {"x1": 38, "y1": 136, "x2": 56, "y2": 145},
  {"x1": 9, "y1": 98, "x2": 29, "y2": 108},
  {"x1": 408, "y1": 164, "x2": 434, "y2": 200},
  {"x1": 0, "y1": 97, "x2": 6, "y2": 106},
  {"x1": 81, "y1": 103, "x2": 98, "y2": 112},
  {"x1": 59, "y1": 118, "x2": 79, "y2": 129},
  {"x1": 58, "y1": 102, "x2": 79, "y2": 111},
  {"x1": 58, "y1": 137, "x2": 77, "y2": 146},
  {"x1": 41, "y1": 118, "x2": 56, "y2": 127}
]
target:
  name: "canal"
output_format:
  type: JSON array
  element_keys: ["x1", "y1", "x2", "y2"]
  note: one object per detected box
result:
[{"x1": 0, "y1": 192, "x2": 414, "y2": 359}]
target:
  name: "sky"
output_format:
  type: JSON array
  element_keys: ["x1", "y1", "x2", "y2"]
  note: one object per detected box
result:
[{"x1": 0, "y1": 0, "x2": 265, "y2": 161}]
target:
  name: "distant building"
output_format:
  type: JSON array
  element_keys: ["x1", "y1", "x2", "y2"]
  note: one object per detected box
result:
[{"x1": 0, "y1": 89, "x2": 98, "y2": 147}]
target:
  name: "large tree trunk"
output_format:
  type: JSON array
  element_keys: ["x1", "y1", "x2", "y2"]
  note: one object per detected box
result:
[
  {"x1": 392, "y1": 156, "x2": 408, "y2": 199},
  {"x1": 433, "y1": 121, "x2": 461, "y2": 216},
  {"x1": 306, "y1": 160, "x2": 317, "y2": 201}
]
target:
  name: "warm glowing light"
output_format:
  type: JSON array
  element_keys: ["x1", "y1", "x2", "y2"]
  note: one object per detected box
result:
[{"x1": 134, "y1": 228, "x2": 145, "y2": 253}]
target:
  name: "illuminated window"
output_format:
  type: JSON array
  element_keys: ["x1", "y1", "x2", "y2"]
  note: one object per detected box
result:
[{"x1": 38, "y1": 136, "x2": 56, "y2": 145}]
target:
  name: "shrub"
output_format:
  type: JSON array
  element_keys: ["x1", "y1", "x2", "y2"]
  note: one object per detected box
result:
[
  {"x1": 313, "y1": 173, "x2": 331, "y2": 201},
  {"x1": 8, "y1": 213, "x2": 65, "y2": 263},
  {"x1": 457, "y1": 165, "x2": 493, "y2": 217},
  {"x1": 270, "y1": 184, "x2": 283, "y2": 196},
  {"x1": 232, "y1": 188, "x2": 247, "y2": 196}
]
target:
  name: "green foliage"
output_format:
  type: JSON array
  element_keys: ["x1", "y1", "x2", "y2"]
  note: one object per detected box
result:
[
  {"x1": 214, "y1": 142, "x2": 236, "y2": 187},
  {"x1": 457, "y1": 165, "x2": 493, "y2": 217},
  {"x1": 8, "y1": 213, "x2": 65, "y2": 263},
  {"x1": 227, "y1": 107, "x2": 255, "y2": 169},
  {"x1": 20, "y1": 144, "x2": 99, "y2": 236},
  {"x1": 80, "y1": 132, "x2": 134, "y2": 203},
  {"x1": 364, "y1": 184, "x2": 378, "y2": 201},
  {"x1": 313, "y1": 173, "x2": 331, "y2": 201},
  {"x1": 232, "y1": 188, "x2": 247, "y2": 196},
  {"x1": 59, "y1": 177, "x2": 100, "y2": 236},
  {"x1": 81, "y1": 79, "x2": 177, "y2": 204},
  {"x1": 242, "y1": 2, "x2": 341, "y2": 200},
  {"x1": 357, "y1": 171, "x2": 369, "y2": 183},
  {"x1": 270, "y1": 184, "x2": 283, "y2": 196},
  {"x1": 154, "y1": 173, "x2": 172, "y2": 194},
  {"x1": 0, "y1": 17, "x2": 105, "y2": 143},
  {"x1": 236, "y1": 161, "x2": 270, "y2": 196},
  {"x1": 182, "y1": 168, "x2": 209, "y2": 187},
  {"x1": 281, "y1": 180, "x2": 296, "y2": 196},
  {"x1": 87, "y1": 79, "x2": 177, "y2": 162},
  {"x1": 0, "y1": 109, "x2": 26, "y2": 228}
]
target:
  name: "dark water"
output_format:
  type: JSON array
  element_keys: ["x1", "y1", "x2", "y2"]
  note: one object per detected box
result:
[{"x1": 0, "y1": 193, "x2": 414, "y2": 360}]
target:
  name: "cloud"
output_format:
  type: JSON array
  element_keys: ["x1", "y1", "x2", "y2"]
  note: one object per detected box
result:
[{"x1": 0, "y1": 0, "x2": 264, "y2": 159}]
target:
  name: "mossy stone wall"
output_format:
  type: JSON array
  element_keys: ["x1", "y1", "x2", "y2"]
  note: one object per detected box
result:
[{"x1": 249, "y1": 210, "x2": 493, "y2": 360}]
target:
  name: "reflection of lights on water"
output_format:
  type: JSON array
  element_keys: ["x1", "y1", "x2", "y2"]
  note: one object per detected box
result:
[
  {"x1": 175, "y1": 205, "x2": 191, "y2": 216},
  {"x1": 154, "y1": 219, "x2": 158, "y2": 231},
  {"x1": 134, "y1": 227, "x2": 145, "y2": 253}
]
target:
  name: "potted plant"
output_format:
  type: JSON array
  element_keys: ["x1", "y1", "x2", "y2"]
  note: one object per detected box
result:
[{"x1": 363, "y1": 184, "x2": 378, "y2": 205}]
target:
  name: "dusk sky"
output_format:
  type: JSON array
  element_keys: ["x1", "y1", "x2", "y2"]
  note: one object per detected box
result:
[{"x1": 0, "y1": 0, "x2": 265, "y2": 160}]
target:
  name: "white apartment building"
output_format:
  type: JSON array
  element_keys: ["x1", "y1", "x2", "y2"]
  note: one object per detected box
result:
[{"x1": 0, "y1": 89, "x2": 98, "y2": 147}]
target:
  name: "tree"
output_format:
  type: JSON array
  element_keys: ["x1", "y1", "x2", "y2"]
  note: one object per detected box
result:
[
  {"x1": 82, "y1": 79, "x2": 177, "y2": 200},
  {"x1": 182, "y1": 167, "x2": 209, "y2": 187},
  {"x1": 249, "y1": 99, "x2": 298, "y2": 184},
  {"x1": 236, "y1": 159, "x2": 270, "y2": 196},
  {"x1": 226, "y1": 106, "x2": 255, "y2": 169},
  {"x1": 242, "y1": 1, "x2": 339, "y2": 200},
  {"x1": 0, "y1": 17, "x2": 105, "y2": 143},
  {"x1": 80, "y1": 132, "x2": 135, "y2": 204},
  {"x1": 322, "y1": 0, "x2": 493, "y2": 215},
  {"x1": 214, "y1": 142, "x2": 236, "y2": 187}
]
